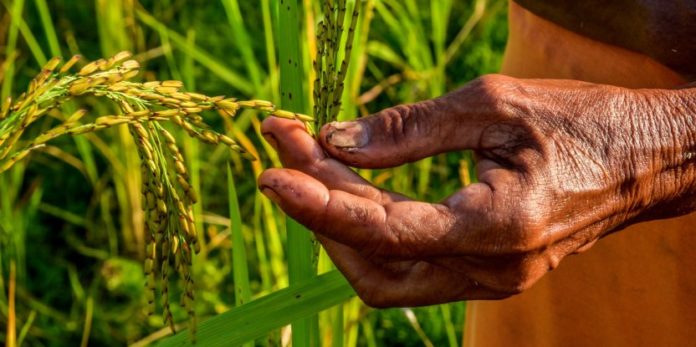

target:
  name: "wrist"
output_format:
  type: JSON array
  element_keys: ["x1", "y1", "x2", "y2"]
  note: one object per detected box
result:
[{"x1": 628, "y1": 88, "x2": 696, "y2": 221}]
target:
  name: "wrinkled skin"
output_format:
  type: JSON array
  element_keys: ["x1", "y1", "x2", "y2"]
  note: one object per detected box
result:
[{"x1": 258, "y1": 74, "x2": 696, "y2": 308}]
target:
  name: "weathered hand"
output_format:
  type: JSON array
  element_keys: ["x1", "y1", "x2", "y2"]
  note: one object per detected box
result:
[{"x1": 258, "y1": 75, "x2": 696, "y2": 307}]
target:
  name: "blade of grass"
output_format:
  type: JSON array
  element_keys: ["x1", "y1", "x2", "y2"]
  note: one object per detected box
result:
[
  {"x1": 251, "y1": 192, "x2": 272, "y2": 291},
  {"x1": 6, "y1": 261, "x2": 16, "y2": 347},
  {"x1": 33, "y1": 0, "x2": 61, "y2": 56},
  {"x1": 227, "y1": 162, "x2": 253, "y2": 347},
  {"x1": 1, "y1": 1, "x2": 47, "y2": 65},
  {"x1": 96, "y1": 0, "x2": 142, "y2": 256},
  {"x1": 79, "y1": 295, "x2": 94, "y2": 347},
  {"x1": 16, "y1": 310, "x2": 36, "y2": 347},
  {"x1": 317, "y1": 246, "x2": 343, "y2": 346},
  {"x1": 159, "y1": 28, "x2": 184, "y2": 81},
  {"x1": 340, "y1": 0, "x2": 374, "y2": 121},
  {"x1": 413, "y1": 0, "x2": 455, "y2": 199},
  {"x1": 261, "y1": 0, "x2": 280, "y2": 102},
  {"x1": 365, "y1": 41, "x2": 408, "y2": 69},
  {"x1": 232, "y1": 125, "x2": 287, "y2": 288},
  {"x1": 331, "y1": 303, "x2": 345, "y2": 347},
  {"x1": 361, "y1": 320, "x2": 378, "y2": 347},
  {"x1": 277, "y1": 1, "x2": 319, "y2": 345},
  {"x1": 182, "y1": 29, "x2": 197, "y2": 89},
  {"x1": 36, "y1": 1, "x2": 102, "y2": 262},
  {"x1": 34, "y1": 0, "x2": 100, "y2": 195},
  {"x1": 444, "y1": 0, "x2": 487, "y2": 65},
  {"x1": 73, "y1": 132, "x2": 99, "y2": 185},
  {"x1": 0, "y1": 0, "x2": 40, "y2": 306},
  {"x1": 0, "y1": 255, "x2": 6, "y2": 314},
  {"x1": 95, "y1": 0, "x2": 130, "y2": 56},
  {"x1": 136, "y1": 9, "x2": 253, "y2": 95},
  {"x1": 156, "y1": 270, "x2": 355, "y2": 346},
  {"x1": 260, "y1": 194, "x2": 287, "y2": 287},
  {"x1": 0, "y1": 172, "x2": 18, "y2": 307},
  {"x1": 440, "y1": 303, "x2": 459, "y2": 347},
  {"x1": 402, "y1": 308, "x2": 435, "y2": 347},
  {"x1": 221, "y1": 0, "x2": 264, "y2": 92},
  {"x1": 1, "y1": 0, "x2": 24, "y2": 101},
  {"x1": 344, "y1": 297, "x2": 362, "y2": 346},
  {"x1": 38, "y1": 203, "x2": 87, "y2": 226}
]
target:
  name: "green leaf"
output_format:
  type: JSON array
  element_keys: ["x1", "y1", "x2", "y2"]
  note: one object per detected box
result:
[
  {"x1": 227, "y1": 162, "x2": 252, "y2": 347},
  {"x1": 156, "y1": 270, "x2": 355, "y2": 346},
  {"x1": 277, "y1": 1, "x2": 319, "y2": 346},
  {"x1": 136, "y1": 9, "x2": 253, "y2": 96}
]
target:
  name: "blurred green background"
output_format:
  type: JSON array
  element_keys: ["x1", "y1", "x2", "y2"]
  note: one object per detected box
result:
[{"x1": 0, "y1": 0, "x2": 508, "y2": 345}]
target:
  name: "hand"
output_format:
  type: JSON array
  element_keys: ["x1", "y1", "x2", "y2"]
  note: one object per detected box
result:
[{"x1": 258, "y1": 74, "x2": 696, "y2": 307}]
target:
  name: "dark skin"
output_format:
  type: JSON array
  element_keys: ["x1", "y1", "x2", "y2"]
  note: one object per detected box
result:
[{"x1": 258, "y1": 3, "x2": 696, "y2": 308}]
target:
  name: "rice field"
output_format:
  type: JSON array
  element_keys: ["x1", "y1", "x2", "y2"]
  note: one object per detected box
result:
[{"x1": 0, "y1": 0, "x2": 508, "y2": 345}]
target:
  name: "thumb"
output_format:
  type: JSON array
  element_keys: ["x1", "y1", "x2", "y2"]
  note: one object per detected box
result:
[{"x1": 319, "y1": 88, "x2": 490, "y2": 169}]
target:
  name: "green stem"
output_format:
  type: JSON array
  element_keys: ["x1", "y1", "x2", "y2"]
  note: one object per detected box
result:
[
  {"x1": 34, "y1": 0, "x2": 62, "y2": 57},
  {"x1": 227, "y1": 163, "x2": 253, "y2": 347},
  {"x1": 277, "y1": 1, "x2": 319, "y2": 346}
]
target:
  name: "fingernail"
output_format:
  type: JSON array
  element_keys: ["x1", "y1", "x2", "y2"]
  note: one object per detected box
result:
[
  {"x1": 326, "y1": 121, "x2": 369, "y2": 149},
  {"x1": 260, "y1": 187, "x2": 281, "y2": 204}
]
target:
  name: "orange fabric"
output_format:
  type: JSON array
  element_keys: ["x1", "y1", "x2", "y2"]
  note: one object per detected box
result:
[
  {"x1": 464, "y1": 2, "x2": 696, "y2": 347},
  {"x1": 499, "y1": 2, "x2": 686, "y2": 87}
]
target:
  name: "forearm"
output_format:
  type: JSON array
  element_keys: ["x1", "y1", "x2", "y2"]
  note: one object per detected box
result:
[{"x1": 629, "y1": 86, "x2": 696, "y2": 222}]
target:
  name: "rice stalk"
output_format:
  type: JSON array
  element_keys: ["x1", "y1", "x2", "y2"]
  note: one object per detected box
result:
[
  {"x1": 0, "y1": 51, "x2": 312, "y2": 340},
  {"x1": 313, "y1": 0, "x2": 360, "y2": 129}
]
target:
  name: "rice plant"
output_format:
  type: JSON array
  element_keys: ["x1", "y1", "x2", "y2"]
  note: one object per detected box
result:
[
  {"x1": 1, "y1": 0, "x2": 507, "y2": 345},
  {"x1": 0, "y1": 52, "x2": 311, "y2": 341},
  {"x1": 313, "y1": 0, "x2": 360, "y2": 128}
]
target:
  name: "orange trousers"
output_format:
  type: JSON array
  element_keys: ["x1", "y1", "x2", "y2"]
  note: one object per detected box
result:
[{"x1": 464, "y1": 3, "x2": 696, "y2": 346}]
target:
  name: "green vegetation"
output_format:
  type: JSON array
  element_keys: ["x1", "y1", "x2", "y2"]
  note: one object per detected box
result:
[{"x1": 0, "y1": 0, "x2": 508, "y2": 345}]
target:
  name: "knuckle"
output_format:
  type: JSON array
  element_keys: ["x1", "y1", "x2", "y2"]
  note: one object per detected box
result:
[
  {"x1": 375, "y1": 104, "x2": 429, "y2": 146},
  {"x1": 374, "y1": 106, "x2": 407, "y2": 145},
  {"x1": 473, "y1": 74, "x2": 544, "y2": 137},
  {"x1": 471, "y1": 76, "x2": 540, "y2": 161},
  {"x1": 471, "y1": 74, "x2": 517, "y2": 115}
]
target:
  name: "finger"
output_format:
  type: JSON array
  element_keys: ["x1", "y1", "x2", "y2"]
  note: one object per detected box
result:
[
  {"x1": 318, "y1": 236, "x2": 509, "y2": 307},
  {"x1": 258, "y1": 168, "x2": 394, "y2": 254},
  {"x1": 260, "y1": 117, "x2": 320, "y2": 169},
  {"x1": 258, "y1": 168, "x2": 499, "y2": 258},
  {"x1": 318, "y1": 82, "x2": 499, "y2": 168},
  {"x1": 261, "y1": 117, "x2": 407, "y2": 204}
]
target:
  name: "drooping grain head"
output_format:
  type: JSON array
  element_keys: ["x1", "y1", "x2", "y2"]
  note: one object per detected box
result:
[{"x1": 0, "y1": 51, "x2": 314, "y2": 341}]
